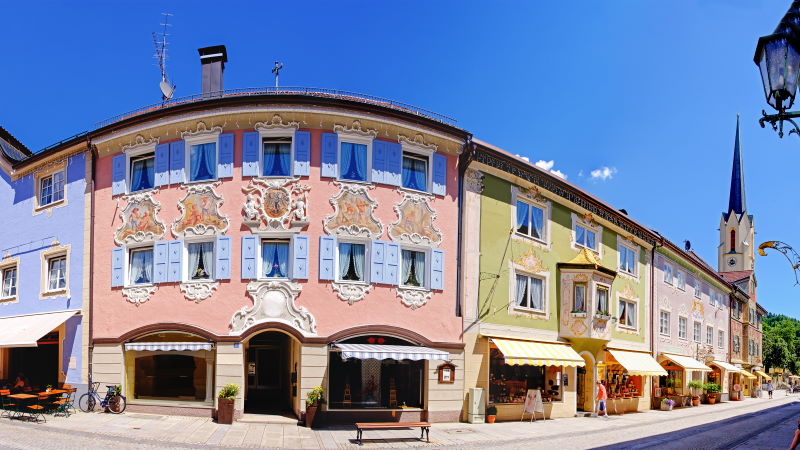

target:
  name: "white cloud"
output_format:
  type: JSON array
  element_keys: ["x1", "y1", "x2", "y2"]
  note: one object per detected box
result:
[
  {"x1": 535, "y1": 160, "x2": 567, "y2": 179},
  {"x1": 590, "y1": 166, "x2": 617, "y2": 181},
  {"x1": 578, "y1": 170, "x2": 584, "y2": 177}
]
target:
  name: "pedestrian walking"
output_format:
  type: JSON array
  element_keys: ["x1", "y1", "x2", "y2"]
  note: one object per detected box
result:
[
  {"x1": 767, "y1": 380, "x2": 773, "y2": 399},
  {"x1": 596, "y1": 381, "x2": 609, "y2": 418}
]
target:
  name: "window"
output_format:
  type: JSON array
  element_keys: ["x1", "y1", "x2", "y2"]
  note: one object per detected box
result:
[
  {"x1": 596, "y1": 286, "x2": 609, "y2": 315},
  {"x1": 515, "y1": 274, "x2": 544, "y2": 311},
  {"x1": 618, "y1": 298, "x2": 636, "y2": 328},
  {"x1": 619, "y1": 245, "x2": 637, "y2": 275},
  {"x1": 515, "y1": 201, "x2": 545, "y2": 240},
  {"x1": 187, "y1": 241, "x2": 214, "y2": 281},
  {"x1": 46, "y1": 256, "x2": 67, "y2": 291},
  {"x1": 659, "y1": 311, "x2": 670, "y2": 335},
  {"x1": 575, "y1": 224, "x2": 597, "y2": 251},
  {"x1": 693, "y1": 321, "x2": 701, "y2": 342},
  {"x1": 730, "y1": 229, "x2": 736, "y2": 252},
  {"x1": 261, "y1": 240, "x2": 289, "y2": 278},
  {"x1": 189, "y1": 142, "x2": 217, "y2": 182},
  {"x1": 1, "y1": 267, "x2": 17, "y2": 298},
  {"x1": 262, "y1": 137, "x2": 292, "y2": 177},
  {"x1": 733, "y1": 335, "x2": 740, "y2": 352},
  {"x1": 402, "y1": 250, "x2": 426, "y2": 288},
  {"x1": 706, "y1": 326, "x2": 713, "y2": 346},
  {"x1": 129, "y1": 247, "x2": 154, "y2": 285},
  {"x1": 129, "y1": 153, "x2": 155, "y2": 192},
  {"x1": 732, "y1": 300, "x2": 742, "y2": 319},
  {"x1": 750, "y1": 308, "x2": 756, "y2": 324},
  {"x1": 573, "y1": 283, "x2": 586, "y2": 313},
  {"x1": 402, "y1": 152, "x2": 428, "y2": 191},
  {"x1": 676, "y1": 271, "x2": 686, "y2": 290},
  {"x1": 678, "y1": 317, "x2": 688, "y2": 339},
  {"x1": 39, "y1": 171, "x2": 65, "y2": 206},
  {"x1": 663, "y1": 263, "x2": 673, "y2": 284},
  {"x1": 694, "y1": 280, "x2": 701, "y2": 298},
  {"x1": 338, "y1": 242, "x2": 366, "y2": 282},
  {"x1": 718, "y1": 330, "x2": 725, "y2": 348},
  {"x1": 340, "y1": 142, "x2": 368, "y2": 182}
]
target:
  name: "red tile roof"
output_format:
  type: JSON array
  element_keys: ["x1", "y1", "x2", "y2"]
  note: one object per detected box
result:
[{"x1": 718, "y1": 270, "x2": 753, "y2": 283}]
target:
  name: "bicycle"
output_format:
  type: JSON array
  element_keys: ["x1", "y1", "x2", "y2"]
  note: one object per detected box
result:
[{"x1": 78, "y1": 382, "x2": 127, "y2": 414}]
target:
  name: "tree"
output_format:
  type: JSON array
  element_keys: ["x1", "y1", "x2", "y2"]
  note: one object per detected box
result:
[{"x1": 763, "y1": 328, "x2": 791, "y2": 371}]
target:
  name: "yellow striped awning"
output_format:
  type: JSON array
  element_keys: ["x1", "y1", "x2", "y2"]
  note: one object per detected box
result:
[
  {"x1": 608, "y1": 349, "x2": 668, "y2": 376},
  {"x1": 491, "y1": 338, "x2": 585, "y2": 367},
  {"x1": 709, "y1": 360, "x2": 742, "y2": 373},
  {"x1": 740, "y1": 370, "x2": 757, "y2": 379},
  {"x1": 755, "y1": 370, "x2": 770, "y2": 379},
  {"x1": 660, "y1": 353, "x2": 711, "y2": 371}
]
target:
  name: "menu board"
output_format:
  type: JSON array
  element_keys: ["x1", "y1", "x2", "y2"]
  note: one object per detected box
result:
[{"x1": 522, "y1": 389, "x2": 544, "y2": 422}]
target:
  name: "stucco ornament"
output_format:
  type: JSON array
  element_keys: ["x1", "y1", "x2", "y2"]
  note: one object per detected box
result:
[
  {"x1": 121, "y1": 134, "x2": 159, "y2": 152},
  {"x1": 180, "y1": 281, "x2": 219, "y2": 303},
  {"x1": 122, "y1": 285, "x2": 157, "y2": 306},
  {"x1": 396, "y1": 287, "x2": 432, "y2": 310},
  {"x1": 254, "y1": 114, "x2": 300, "y2": 130},
  {"x1": 242, "y1": 178, "x2": 310, "y2": 232},
  {"x1": 172, "y1": 183, "x2": 229, "y2": 238},
  {"x1": 324, "y1": 182, "x2": 382, "y2": 239},
  {"x1": 332, "y1": 281, "x2": 373, "y2": 305},
  {"x1": 513, "y1": 248, "x2": 547, "y2": 273},
  {"x1": 333, "y1": 120, "x2": 378, "y2": 137},
  {"x1": 180, "y1": 121, "x2": 223, "y2": 139},
  {"x1": 389, "y1": 191, "x2": 442, "y2": 247},
  {"x1": 464, "y1": 169, "x2": 484, "y2": 194},
  {"x1": 114, "y1": 192, "x2": 166, "y2": 245},
  {"x1": 230, "y1": 280, "x2": 316, "y2": 335}
]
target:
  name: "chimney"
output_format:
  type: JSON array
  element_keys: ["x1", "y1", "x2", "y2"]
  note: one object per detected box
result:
[{"x1": 198, "y1": 45, "x2": 228, "y2": 97}]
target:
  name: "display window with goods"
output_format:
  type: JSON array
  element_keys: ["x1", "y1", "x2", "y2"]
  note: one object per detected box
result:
[{"x1": 488, "y1": 347, "x2": 564, "y2": 404}]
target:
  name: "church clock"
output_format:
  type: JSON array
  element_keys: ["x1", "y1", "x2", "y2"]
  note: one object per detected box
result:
[{"x1": 728, "y1": 257, "x2": 737, "y2": 267}]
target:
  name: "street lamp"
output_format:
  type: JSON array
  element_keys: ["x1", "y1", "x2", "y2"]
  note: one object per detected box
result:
[{"x1": 755, "y1": 1, "x2": 800, "y2": 137}]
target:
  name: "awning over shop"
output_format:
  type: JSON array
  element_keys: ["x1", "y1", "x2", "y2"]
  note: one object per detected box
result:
[
  {"x1": 0, "y1": 310, "x2": 78, "y2": 348},
  {"x1": 124, "y1": 342, "x2": 214, "y2": 352},
  {"x1": 709, "y1": 360, "x2": 742, "y2": 373},
  {"x1": 755, "y1": 370, "x2": 770, "y2": 379},
  {"x1": 660, "y1": 353, "x2": 711, "y2": 371},
  {"x1": 333, "y1": 344, "x2": 449, "y2": 361},
  {"x1": 739, "y1": 370, "x2": 757, "y2": 380},
  {"x1": 491, "y1": 338, "x2": 585, "y2": 367},
  {"x1": 607, "y1": 349, "x2": 668, "y2": 376}
]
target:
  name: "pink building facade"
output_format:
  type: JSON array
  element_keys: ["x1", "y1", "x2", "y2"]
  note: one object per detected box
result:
[{"x1": 88, "y1": 78, "x2": 469, "y2": 421}]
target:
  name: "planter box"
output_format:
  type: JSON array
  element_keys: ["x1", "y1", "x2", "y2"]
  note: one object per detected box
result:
[
  {"x1": 660, "y1": 403, "x2": 673, "y2": 411},
  {"x1": 216, "y1": 398, "x2": 234, "y2": 424},
  {"x1": 570, "y1": 312, "x2": 588, "y2": 318}
]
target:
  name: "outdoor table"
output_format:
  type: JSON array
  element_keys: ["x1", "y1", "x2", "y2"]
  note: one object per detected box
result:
[
  {"x1": 8, "y1": 394, "x2": 36, "y2": 420},
  {"x1": 38, "y1": 390, "x2": 66, "y2": 396}
]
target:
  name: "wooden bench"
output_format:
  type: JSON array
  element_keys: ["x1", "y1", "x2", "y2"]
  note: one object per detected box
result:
[{"x1": 354, "y1": 422, "x2": 431, "y2": 445}]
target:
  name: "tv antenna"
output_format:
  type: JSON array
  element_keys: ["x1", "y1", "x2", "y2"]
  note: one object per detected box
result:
[
  {"x1": 153, "y1": 12, "x2": 176, "y2": 101},
  {"x1": 272, "y1": 61, "x2": 283, "y2": 89}
]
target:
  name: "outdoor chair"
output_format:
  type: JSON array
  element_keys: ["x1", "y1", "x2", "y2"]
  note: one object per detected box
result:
[
  {"x1": 53, "y1": 389, "x2": 76, "y2": 417},
  {"x1": 0, "y1": 389, "x2": 16, "y2": 418},
  {"x1": 25, "y1": 395, "x2": 49, "y2": 423}
]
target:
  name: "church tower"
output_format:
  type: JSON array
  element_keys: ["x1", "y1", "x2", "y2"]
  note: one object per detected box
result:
[{"x1": 719, "y1": 116, "x2": 755, "y2": 272}]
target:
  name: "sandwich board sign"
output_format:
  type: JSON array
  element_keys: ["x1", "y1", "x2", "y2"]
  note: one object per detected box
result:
[{"x1": 521, "y1": 389, "x2": 544, "y2": 422}]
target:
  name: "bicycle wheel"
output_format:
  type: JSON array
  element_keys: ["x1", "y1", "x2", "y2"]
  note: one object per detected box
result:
[
  {"x1": 107, "y1": 395, "x2": 126, "y2": 414},
  {"x1": 79, "y1": 393, "x2": 96, "y2": 412}
]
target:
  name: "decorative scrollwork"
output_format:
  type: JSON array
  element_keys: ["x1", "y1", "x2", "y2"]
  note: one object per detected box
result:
[
  {"x1": 114, "y1": 192, "x2": 166, "y2": 246},
  {"x1": 122, "y1": 285, "x2": 157, "y2": 306},
  {"x1": 255, "y1": 114, "x2": 300, "y2": 130},
  {"x1": 333, "y1": 120, "x2": 378, "y2": 137},
  {"x1": 332, "y1": 281, "x2": 373, "y2": 305},
  {"x1": 389, "y1": 191, "x2": 441, "y2": 246},
  {"x1": 758, "y1": 240, "x2": 800, "y2": 284},
  {"x1": 180, "y1": 281, "x2": 219, "y2": 303},
  {"x1": 230, "y1": 280, "x2": 316, "y2": 335},
  {"x1": 172, "y1": 183, "x2": 229, "y2": 238},
  {"x1": 242, "y1": 178, "x2": 310, "y2": 233},
  {"x1": 121, "y1": 135, "x2": 159, "y2": 152},
  {"x1": 397, "y1": 287, "x2": 432, "y2": 309},
  {"x1": 324, "y1": 182, "x2": 383, "y2": 239},
  {"x1": 181, "y1": 121, "x2": 223, "y2": 138}
]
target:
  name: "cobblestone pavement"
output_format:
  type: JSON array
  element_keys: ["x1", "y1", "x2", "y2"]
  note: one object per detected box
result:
[{"x1": 0, "y1": 395, "x2": 795, "y2": 449}]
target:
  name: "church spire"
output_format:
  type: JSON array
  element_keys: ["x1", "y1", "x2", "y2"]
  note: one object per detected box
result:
[{"x1": 727, "y1": 115, "x2": 746, "y2": 217}]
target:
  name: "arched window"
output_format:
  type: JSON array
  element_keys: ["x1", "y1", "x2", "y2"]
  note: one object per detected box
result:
[{"x1": 730, "y1": 230, "x2": 736, "y2": 252}]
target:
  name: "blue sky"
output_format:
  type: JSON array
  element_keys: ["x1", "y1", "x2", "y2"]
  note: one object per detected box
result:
[{"x1": 2, "y1": 1, "x2": 798, "y2": 316}]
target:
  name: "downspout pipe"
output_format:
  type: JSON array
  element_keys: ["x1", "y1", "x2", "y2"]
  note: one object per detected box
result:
[
  {"x1": 455, "y1": 134, "x2": 474, "y2": 318},
  {"x1": 650, "y1": 232, "x2": 665, "y2": 357},
  {"x1": 87, "y1": 139, "x2": 97, "y2": 387}
]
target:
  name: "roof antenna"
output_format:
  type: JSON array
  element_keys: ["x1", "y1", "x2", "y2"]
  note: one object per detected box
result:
[
  {"x1": 272, "y1": 61, "x2": 283, "y2": 89},
  {"x1": 153, "y1": 12, "x2": 176, "y2": 101}
]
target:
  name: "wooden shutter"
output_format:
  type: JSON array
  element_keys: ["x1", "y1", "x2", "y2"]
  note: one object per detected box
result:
[
  {"x1": 385, "y1": 243, "x2": 400, "y2": 285},
  {"x1": 370, "y1": 240, "x2": 385, "y2": 284},
  {"x1": 241, "y1": 235, "x2": 258, "y2": 279},
  {"x1": 218, "y1": 133, "x2": 234, "y2": 178},
  {"x1": 371, "y1": 140, "x2": 386, "y2": 184},
  {"x1": 111, "y1": 247, "x2": 124, "y2": 287},
  {"x1": 384, "y1": 142, "x2": 402, "y2": 187},
  {"x1": 320, "y1": 133, "x2": 338, "y2": 178},
  {"x1": 318, "y1": 236, "x2": 336, "y2": 280},
  {"x1": 215, "y1": 236, "x2": 231, "y2": 280},
  {"x1": 169, "y1": 140, "x2": 185, "y2": 184},
  {"x1": 168, "y1": 240, "x2": 183, "y2": 282},
  {"x1": 242, "y1": 132, "x2": 260, "y2": 177},
  {"x1": 154, "y1": 143, "x2": 170, "y2": 187},
  {"x1": 290, "y1": 234, "x2": 309, "y2": 280},
  {"x1": 430, "y1": 248, "x2": 444, "y2": 290},
  {"x1": 111, "y1": 154, "x2": 126, "y2": 196},
  {"x1": 432, "y1": 153, "x2": 447, "y2": 196},
  {"x1": 153, "y1": 241, "x2": 169, "y2": 283},
  {"x1": 293, "y1": 130, "x2": 311, "y2": 176}
]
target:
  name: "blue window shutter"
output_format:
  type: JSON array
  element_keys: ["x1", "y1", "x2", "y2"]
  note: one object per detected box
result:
[
  {"x1": 385, "y1": 142, "x2": 402, "y2": 187},
  {"x1": 319, "y1": 236, "x2": 336, "y2": 280},
  {"x1": 169, "y1": 140, "x2": 185, "y2": 184},
  {"x1": 430, "y1": 248, "x2": 444, "y2": 290},
  {"x1": 215, "y1": 236, "x2": 231, "y2": 280},
  {"x1": 242, "y1": 132, "x2": 260, "y2": 177},
  {"x1": 167, "y1": 240, "x2": 183, "y2": 282},
  {"x1": 111, "y1": 247, "x2": 124, "y2": 287},
  {"x1": 321, "y1": 133, "x2": 338, "y2": 178},
  {"x1": 370, "y1": 241, "x2": 385, "y2": 284},
  {"x1": 290, "y1": 234, "x2": 309, "y2": 280},
  {"x1": 218, "y1": 133, "x2": 234, "y2": 178},
  {"x1": 153, "y1": 242, "x2": 169, "y2": 283},
  {"x1": 241, "y1": 235, "x2": 258, "y2": 279},
  {"x1": 432, "y1": 153, "x2": 447, "y2": 196},
  {"x1": 154, "y1": 144, "x2": 170, "y2": 187},
  {"x1": 111, "y1": 154, "x2": 126, "y2": 196},
  {"x1": 293, "y1": 130, "x2": 311, "y2": 176},
  {"x1": 385, "y1": 243, "x2": 400, "y2": 285},
  {"x1": 371, "y1": 141, "x2": 386, "y2": 184}
]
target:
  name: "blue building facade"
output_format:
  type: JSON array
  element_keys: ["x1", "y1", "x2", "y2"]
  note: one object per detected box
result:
[{"x1": 0, "y1": 127, "x2": 89, "y2": 393}]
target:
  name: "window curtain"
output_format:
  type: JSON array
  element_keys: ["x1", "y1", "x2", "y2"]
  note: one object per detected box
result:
[
  {"x1": 619, "y1": 301, "x2": 627, "y2": 323},
  {"x1": 263, "y1": 143, "x2": 290, "y2": 176},
  {"x1": 130, "y1": 250, "x2": 153, "y2": 284},
  {"x1": 262, "y1": 242, "x2": 288, "y2": 278},
  {"x1": 402, "y1": 250, "x2": 413, "y2": 285},
  {"x1": 402, "y1": 157, "x2": 426, "y2": 191},
  {"x1": 576, "y1": 226, "x2": 585, "y2": 245},
  {"x1": 338, "y1": 243, "x2": 351, "y2": 279},
  {"x1": 628, "y1": 303, "x2": 635, "y2": 326},
  {"x1": 574, "y1": 285, "x2": 585, "y2": 311},
  {"x1": 131, "y1": 158, "x2": 154, "y2": 192},
  {"x1": 515, "y1": 275, "x2": 527, "y2": 307},
  {"x1": 586, "y1": 229, "x2": 595, "y2": 249},
  {"x1": 530, "y1": 277, "x2": 543, "y2": 310},
  {"x1": 516, "y1": 202, "x2": 529, "y2": 234},
  {"x1": 413, "y1": 251, "x2": 425, "y2": 286},
  {"x1": 597, "y1": 289, "x2": 607, "y2": 313},
  {"x1": 530, "y1": 206, "x2": 543, "y2": 239},
  {"x1": 188, "y1": 242, "x2": 213, "y2": 279},
  {"x1": 351, "y1": 244, "x2": 365, "y2": 280},
  {"x1": 191, "y1": 143, "x2": 216, "y2": 181}
]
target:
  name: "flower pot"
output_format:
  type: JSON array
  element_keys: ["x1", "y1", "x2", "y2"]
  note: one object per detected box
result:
[
  {"x1": 692, "y1": 396, "x2": 700, "y2": 407},
  {"x1": 487, "y1": 415, "x2": 496, "y2": 424},
  {"x1": 217, "y1": 398, "x2": 235, "y2": 424},
  {"x1": 708, "y1": 395, "x2": 716, "y2": 405},
  {"x1": 305, "y1": 402, "x2": 319, "y2": 428},
  {"x1": 660, "y1": 403, "x2": 673, "y2": 411}
]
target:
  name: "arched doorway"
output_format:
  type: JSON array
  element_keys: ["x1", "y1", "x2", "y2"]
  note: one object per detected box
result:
[
  {"x1": 245, "y1": 330, "x2": 297, "y2": 414},
  {"x1": 576, "y1": 352, "x2": 595, "y2": 412}
]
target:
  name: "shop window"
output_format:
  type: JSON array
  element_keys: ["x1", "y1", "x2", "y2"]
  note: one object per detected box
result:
[
  {"x1": 678, "y1": 317, "x2": 688, "y2": 339},
  {"x1": 129, "y1": 153, "x2": 155, "y2": 192},
  {"x1": 186, "y1": 241, "x2": 214, "y2": 281},
  {"x1": 693, "y1": 321, "x2": 701, "y2": 343},
  {"x1": 515, "y1": 274, "x2": 544, "y2": 311},
  {"x1": 618, "y1": 298, "x2": 636, "y2": 328},
  {"x1": 401, "y1": 249, "x2": 426, "y2": 288},
  {"x1": 706, "y1": 326, "x2": 713, "y2": 346},
  {"x1": 596, "y1": 286, "x2": 609, "y2": 315},
  {"x1": 516, "y1": 201, "x2": 545, "y2": 241},
  {"x1": 575, "y1": 224, "x2": 597, "y2": 251},
  {"x1": 490, "y1": 347, "x2": 563, "y2": 403},
  {"x1": 718, "y1": 330, "x2": 725, "y2": 348},
  {"x1": 261, "y1": 239, "x2": 289, "y2": 279},
  {"x1": 1, "y1": 266, "x2": 17, "y2": 298},
  {"x1": 129, "y1": 247, "x2": 154, "y2": 285},
  {"x1": 402, "y1": 152, "x2": 429, "y2": 191},
  {"x1": 46, "y1": 255, "x2": 67, "y2": 292},
  {"x1": 188, "y1": 142, "x2": 217, "y2": 182},
  {"x1": 655, "y1": 369, "x2": 684, "y2": 397},
  {"x1": 328, "y1": 336, "x2": 423, "y2": 409},
  {"x1": 573, "y1": 283, "x2": 587, "y2": 313},
  {"x1": 340, "y1": 142, "x2": 368, "y2": 182},
  {"x1": 262, "y1": 137, "x2": 292, "y2": 177},
  {"x1": 618, "y1": 244, "x2": 636, "y2": 275},
  {"x1": 659, "y1": 311, "x2": 670, "y2": 336},
  {"x1": 602, "y1": 364, "x2": 642, "y2": 398},
  {"x1": 39, "y1": 171, "x2": 65, "y2": 206},
  {"x1": 337, "y1": 242, "x2": 367, "y2": 282},
  {"x1": 663, "y1": 263, "x2": 673, "y2": 284}
]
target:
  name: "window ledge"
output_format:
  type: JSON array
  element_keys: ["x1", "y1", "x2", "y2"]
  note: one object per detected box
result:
[
  {"x1": 41, "y1": 289, "x2": 67, "y2": 297},
  {"x1": 35, "y1": 199, "x2": 65, "y2": 212},
  {"x1": 0, "y1": 296, "x2": 17, "y2": 303},
  {"x1": 514, "y1": 306, "x2": 546, "y2": 315},
  {"x1": 570, "y1": 312, "x2": 588, "y2": 318},
  {"x1": 513, "y1": 232, "x2": 548, "y2": 246},
  {"x1": 336, "y1": 178, "x2": 373, "y2": 186},
  {"x1": 184, "y1": 178, "x2": 218, "y2": 185},
  {"x1": 659, "y1": 333, "x2": 671, "y2": 337}
]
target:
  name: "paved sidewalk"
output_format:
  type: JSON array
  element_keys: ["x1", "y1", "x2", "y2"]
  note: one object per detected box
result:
[{"x1": 0, "y1": 395, "x2": 796, "y2": 449}]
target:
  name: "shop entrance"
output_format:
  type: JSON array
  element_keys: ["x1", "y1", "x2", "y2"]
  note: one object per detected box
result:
[
  {"x1": 576, "y1": 367, "x2": 586, "y2": 411},
  {"x1": 245, "y1": 331, "x2": 292, "y2": 414},
  {"x1": 9, "y1": 332, "x2": 59, "y2": 389}
]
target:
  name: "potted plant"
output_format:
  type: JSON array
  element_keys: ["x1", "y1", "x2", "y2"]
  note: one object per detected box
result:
[
  {"x1": 45, "y1": 384, "x2": 53, "y2": 393},
  {"x1": 486, "y1": 404, "x2": 497, "y2": 423},
  {"x1": 704, "y1": 382, "x2": 721, "y2": 404},
  {"x1": 305, "y1": 386, "x2": 324, "y2": 428},
  {"x1": 687, "y1": 380, "x2": 704, "y2": 406},
  {"x1": 217, "y1": 383, "x2": 239, "y2": 424},
  {"x1": 595, "y1": 310, "x2": 611, "y2": 321},
  {"x1": 660, "y1": 397, "x2": 675, "y2": 411}
]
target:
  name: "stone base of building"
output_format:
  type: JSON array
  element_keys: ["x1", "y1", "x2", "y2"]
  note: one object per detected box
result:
[{"x1": 126, "y1": 403, "x2": 216, "y2": 417}]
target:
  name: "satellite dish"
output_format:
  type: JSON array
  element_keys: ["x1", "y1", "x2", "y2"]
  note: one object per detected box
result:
[{"x1": 160, "y1": 79, "x2": 174, "y2": 100}]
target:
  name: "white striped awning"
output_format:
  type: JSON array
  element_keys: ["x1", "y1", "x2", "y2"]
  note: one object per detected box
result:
[
  {"x1": 491, "y1": 338, "x2": 585, "y2": 367},
  {"x1": 660, "y1": 353, "x2": 711, "y2": 371},
  {"x1": 124, "y1": 342, "x2": 214, "y2": 352},
  {"x1": 709, "y1": 360, "x2": 742, "y2": 373},
  {"x1": 333, "y1": 344, "x2": 449, "y2": 361}
]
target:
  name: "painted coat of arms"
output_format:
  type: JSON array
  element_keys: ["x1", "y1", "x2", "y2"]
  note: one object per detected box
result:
[
  {"x1": 324, "y1": 182, "x2": 382, "y2": 238},
  {"x1": 389, "y1": 192, "x2": 441, "y2": 246},
  {"x1": 115, "y1": 194, "x2": 166, "y2": 245},
  {"x1": 172, "y1": 184, "x2": 229, "y2": 238},
  {"x1": 242, "y1": 178, "x2": 310, "y2": 232}
]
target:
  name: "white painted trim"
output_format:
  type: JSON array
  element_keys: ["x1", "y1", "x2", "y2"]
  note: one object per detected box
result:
[
  {"x1": 570, "y1": 213, "x2": 602, "y2": 257},
  {"x1": 511, "y1": 186, "x2": 551, "y2": 249},
  {"x1": 123, "y1": 142, "x2": 157, "y2": 195},
  {"x1": 183, "y1": 238, "x2": 216, "y2": 283},
  {"x1": 183, "y1": 134, "x2": 220, "y2": 184},
  {"x1": 335, "y1": 132, "x2": 374, "y2": 183},
  {"x1": 616, "y1": 236, "x2": 640, "y2": 280},
  {"x1": 508, "y1": 264, "x2": 549, "y2": 318},
  {"x1": 399, "y1": 140, "x2": 434, "y2": 193},
  {"x1": 257, "y1": 129, "x2": 296, "y2": 179},
  {"x1": 335, "y1": 238, "x2": 371, "y2": 284}
]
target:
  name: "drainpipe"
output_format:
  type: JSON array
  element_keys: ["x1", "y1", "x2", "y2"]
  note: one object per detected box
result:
[
  {"x1": 455, "y1": 135, "x2": 474, "y2": 319},
  {"x1": 87, "y1": 139, "x2": 97, "y2": 388},
  {"x1": 650, "y1": 233, "x2": 665, "y2": 357}
]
